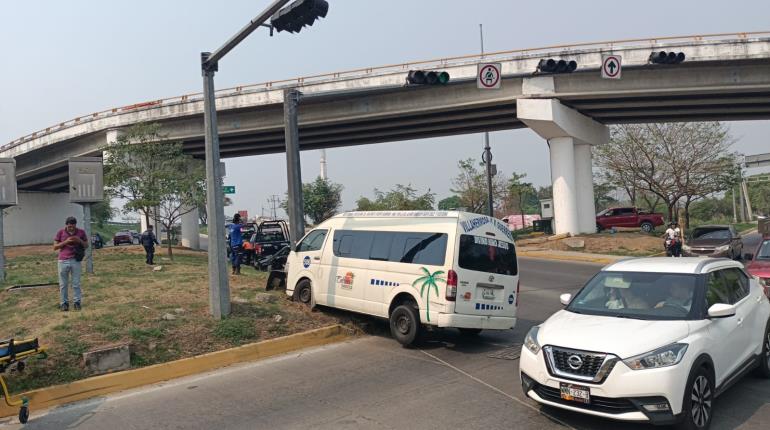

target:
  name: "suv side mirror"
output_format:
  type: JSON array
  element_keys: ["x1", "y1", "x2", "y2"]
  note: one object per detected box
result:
[
  {"x1": 744, "y1": 253, "x2": 754, "y2": 261},
  {"x1": 560, "y1": 293, "x2": 572, "y2": 306},
  {"x1": 707, "y1": 303, "x2": 736, "y2": 318}
]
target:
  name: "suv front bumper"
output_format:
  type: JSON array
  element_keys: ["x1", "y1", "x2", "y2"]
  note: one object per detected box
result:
[{"x1": 519, "y1": 346, "x2": 688, "y2": 425}]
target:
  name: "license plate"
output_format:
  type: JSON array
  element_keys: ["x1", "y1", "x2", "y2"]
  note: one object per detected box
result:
[
  {"x1": 482, "y1": 288, "x2": 495, "y2": 300},
  {"x1": 560, "y1": 383, "x2": 590, "y2": 404}
]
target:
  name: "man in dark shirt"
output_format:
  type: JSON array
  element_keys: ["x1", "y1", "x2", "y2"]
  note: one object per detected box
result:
[
  {"x1": 53, "y1": 216, "x2": 88, "y2": 311},
  {"x1": 227, "y1": 213, "x2": 244, "y2": 275},
  {"x1": 140, "y1": 225, "x2": 160, "y2": 265}
]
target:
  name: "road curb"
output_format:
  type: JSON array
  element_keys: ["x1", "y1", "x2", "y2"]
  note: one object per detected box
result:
[
  {"x1": 518, "y1": 251, "x2": 623, "y2": 265},
  {"x1": 0, "y1": 324, "x2": 351, "y2": 419}
]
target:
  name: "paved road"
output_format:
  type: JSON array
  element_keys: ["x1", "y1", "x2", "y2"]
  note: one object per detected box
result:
[{"x1": 5, "y1": 257, "x2": 768, "y2": 429}]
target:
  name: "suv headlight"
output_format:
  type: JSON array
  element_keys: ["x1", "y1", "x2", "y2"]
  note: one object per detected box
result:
[
  {"x1": 715, "y1": 245, "x2": 730, "y2": 252},
  {"x1": 623, "y1": 343, "x2": 688, "y2": 370},
  {"x1": 524, "y1": 326, "x2": 541, "y2": 355}
]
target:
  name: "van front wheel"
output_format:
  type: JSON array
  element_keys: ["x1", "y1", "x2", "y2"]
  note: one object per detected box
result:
[
  {"x1": 390, "y1": 303, "x2": 421, "y2": 347},
  {"x1": 294, "y1": 279, "x2": 312, "y2": 306}
]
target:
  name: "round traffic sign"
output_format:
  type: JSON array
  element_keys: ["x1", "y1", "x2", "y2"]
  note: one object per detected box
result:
[
  {"x1": 602, "y1": 56, "x2": 621, "y2": 78},
  {"x1": 478, "y1": 64, "x2": 501, "y2": 88}
]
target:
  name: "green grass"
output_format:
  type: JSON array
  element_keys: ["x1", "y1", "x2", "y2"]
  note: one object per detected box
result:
[
  {"x1": 213, "y1": 317, "x2": 258, "y2": 344},
  {"x1": 0, "y1": 245, "x2": 338, "y2": 394}
]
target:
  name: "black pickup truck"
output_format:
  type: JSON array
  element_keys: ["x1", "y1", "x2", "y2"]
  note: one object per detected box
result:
[{"x1": 241, "y1": 220, "x2": 291, "y2": 268}]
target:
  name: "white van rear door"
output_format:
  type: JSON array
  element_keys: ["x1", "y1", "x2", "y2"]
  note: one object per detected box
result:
[{"x1": 453, "y1": 233, "x2": 518, "y2": 317}]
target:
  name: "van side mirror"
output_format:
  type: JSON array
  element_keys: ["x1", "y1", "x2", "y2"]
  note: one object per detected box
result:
[
  {"x1": 744, "y1": 253, "x2": 754, "y2": 261},
  {"x1": 707, "y1": 303, "x2": 736, "y2": 318},
  {"x1": 560, "y1": 293, "x2": 572, "y2": 306}
]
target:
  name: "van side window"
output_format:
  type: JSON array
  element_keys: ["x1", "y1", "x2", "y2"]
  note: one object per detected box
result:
[
  {"x1": 297, "y1": 229, "x2": 327, "y2": 252},
  {"x1": 370, "y1": 232, "x2": 394, "y2": 261},
  {"x1": 398, "y1": 233, "x2": 447, "y2": 265},
  {"x1": 332, "y1": 230, "x2": 447, "y2": 266},
  {"x1": 332, "y1": 231, "x2": 373, "y2": 259}
]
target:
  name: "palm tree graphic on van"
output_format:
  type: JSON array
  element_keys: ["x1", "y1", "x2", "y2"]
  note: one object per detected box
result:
[{"x1": 411, "y1": 267, "x2": 446, "y2": 322}]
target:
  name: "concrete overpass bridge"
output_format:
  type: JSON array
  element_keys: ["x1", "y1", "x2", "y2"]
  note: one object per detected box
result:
[{"x1": 4, "y1": 32, "x2": 770, "y2": 245}]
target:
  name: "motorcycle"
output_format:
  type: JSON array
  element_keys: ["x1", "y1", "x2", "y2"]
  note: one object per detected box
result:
[{"x1": 664, "y1": 237, "x2": 681, "y2": 257}]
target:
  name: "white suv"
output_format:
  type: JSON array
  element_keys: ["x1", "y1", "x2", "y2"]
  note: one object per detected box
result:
[{"x1": 520, "y1": 257, "x2": 770, "y2": 429}]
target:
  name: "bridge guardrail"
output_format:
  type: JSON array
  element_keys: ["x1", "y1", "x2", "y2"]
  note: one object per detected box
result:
[{"x1": 4, "y1": 31, "x2": 770, "y2": 153}]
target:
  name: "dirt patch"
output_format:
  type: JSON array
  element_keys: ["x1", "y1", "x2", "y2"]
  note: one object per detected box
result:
[
  {"x1": 0, "y1": 245, "x2": 345, "y2": 393},
  {"x1": 531, "y1": 232, "x2": 664, "y2": 256}
]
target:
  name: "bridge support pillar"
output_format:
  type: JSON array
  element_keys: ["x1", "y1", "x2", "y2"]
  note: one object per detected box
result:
[
  {"x1": 180, "y1": 206, "x2": 200, "y2": 250},
  {"x1": 516, "y1": 98, "x2": 608, "y2": 236}
]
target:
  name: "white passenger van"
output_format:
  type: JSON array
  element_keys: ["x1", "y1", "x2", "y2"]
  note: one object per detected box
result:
[{"x1": 285, "y1": 211, "x2": 519, "y2": 346}]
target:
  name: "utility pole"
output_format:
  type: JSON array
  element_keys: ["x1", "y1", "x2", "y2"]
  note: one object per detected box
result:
[
  {"x1": 480, "y1": 23, "x2": 494, "y2": 217},
  {"x1": 267, "y1": 195, "x2": 280, "y2": 219}
]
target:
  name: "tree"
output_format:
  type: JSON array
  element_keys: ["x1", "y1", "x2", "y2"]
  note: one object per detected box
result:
[
  {"x1": 507, "y1": 173, "x2": 534, "y2": 227},
  {"x1": 91, "y1": 198, "x2": 115, "y2": 227},
  {"x1": 450, "y1": 158, "x2": 508, "y2": 215},
  {"x1": 283, "y1": 176, "x2": 343, "y2": 225},
  {"x1": 438, "y1": 195, "x2": 463, "y2": 210},
  {"x1": 199, "y1": 196, "x2": 232, "y2": 226},
  {"x1": 356, "y1": 184, "x2": 435, "y2": 211},
  {"x1": 594, "y1": 122, "x2": 737, "y2": 224},
  {"x1": 103, "y1": 123, "x2": 205, "y2": 258},
  {"x1": 593, "y1": 178, "x2": 619, "y2": 213}
]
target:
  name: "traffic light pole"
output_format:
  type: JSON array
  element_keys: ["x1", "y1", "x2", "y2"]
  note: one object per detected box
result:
[
  {"x1": 200, "y1": 0, "x2": 293, "y2": 319},
  {"x1": 284, "y1": 89, "x2": 305, "y2": 246}
]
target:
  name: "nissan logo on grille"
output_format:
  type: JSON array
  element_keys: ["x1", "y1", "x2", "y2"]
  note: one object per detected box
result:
[{"x1": 567, "y1": 354, "x2": 583, "y2": 370}]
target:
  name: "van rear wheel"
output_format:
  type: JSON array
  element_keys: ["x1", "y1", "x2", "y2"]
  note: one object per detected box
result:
[{"x1": 390, "y1": 303, "x2": 421, "y2": 347}]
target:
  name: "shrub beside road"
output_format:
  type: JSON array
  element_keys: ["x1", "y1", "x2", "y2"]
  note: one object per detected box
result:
[{"x1": 0, "y1": 245, "x2": 339, "y2": 394}]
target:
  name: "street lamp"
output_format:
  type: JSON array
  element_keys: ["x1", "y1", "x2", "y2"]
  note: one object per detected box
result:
[{"x1": 201, "y1": 0, "x2": 329, "y2": 319}]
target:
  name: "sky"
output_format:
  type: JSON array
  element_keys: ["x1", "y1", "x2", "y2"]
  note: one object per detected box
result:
[{"x1": 2, "y1": 1, "x2": 770, "y2": 220}]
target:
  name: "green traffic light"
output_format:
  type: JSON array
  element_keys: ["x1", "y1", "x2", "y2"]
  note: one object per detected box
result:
[{"x1": 437, "y1": 71, "x2": 450, "y2": 84}]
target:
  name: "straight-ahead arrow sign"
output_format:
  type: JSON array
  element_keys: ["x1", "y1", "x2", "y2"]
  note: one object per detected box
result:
[{"x1": 601, "y1": 54, "x2": 622, "y2": 79}]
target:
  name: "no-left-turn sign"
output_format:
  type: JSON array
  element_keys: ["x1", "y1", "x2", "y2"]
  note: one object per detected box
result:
[{"x1": 477, "y1": 63, "x2": 502, "y2": 89}]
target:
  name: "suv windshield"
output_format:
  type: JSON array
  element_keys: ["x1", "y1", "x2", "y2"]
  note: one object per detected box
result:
[
  {"x1": 567, "y1": 271, "x2": 700, "y2": 320},
  {"x1": 458, "y1": 234, "x2": 517, "y2": 275},
  {"x1": 692, "y1": 228, "x2": 730, "y2": 240}
]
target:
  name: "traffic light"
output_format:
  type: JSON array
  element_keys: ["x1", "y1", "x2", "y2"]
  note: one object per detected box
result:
[
  {"x1": 406, "y1": 70, "x2": 450, "y2": 85},
  {"x1": 649, "y1": 51, "x2": 685, "y2": 64},
  {"x1": 536, "y1": 59, "x2": 578, "y2": 74},
  {"x1": 271, "y1": 0, "x2": 329, "y2": 34}
]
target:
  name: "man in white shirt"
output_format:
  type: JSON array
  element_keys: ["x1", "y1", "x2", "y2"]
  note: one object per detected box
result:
[{"x1": 664, "y1": 222, "x2": 681, "y2": 256}]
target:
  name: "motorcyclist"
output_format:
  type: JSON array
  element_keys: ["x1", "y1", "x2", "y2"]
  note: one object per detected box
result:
[{"x1": 663, "y1": 221, "x2": 682, "y2": 257}]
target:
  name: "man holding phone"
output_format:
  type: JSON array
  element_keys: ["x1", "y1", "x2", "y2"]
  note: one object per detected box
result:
[{"x1": 53, "y1": 216, "x2": 88, "y2": 311}]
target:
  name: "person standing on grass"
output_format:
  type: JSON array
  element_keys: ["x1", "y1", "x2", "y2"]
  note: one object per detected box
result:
[
  {"x1": 53, "y1": 216, "x2": 88, "y2": 312},
  {"x1": 140, "y1": 225, "x2": 160, "y2": 265},
  {"x1": 227, "y1": 213, "x2": 244, "y2": 275}
]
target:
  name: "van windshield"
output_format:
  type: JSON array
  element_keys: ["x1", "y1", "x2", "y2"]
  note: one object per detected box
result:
[{"x1": 458, "y1": 235, "x2": 517, "y2": 275}]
